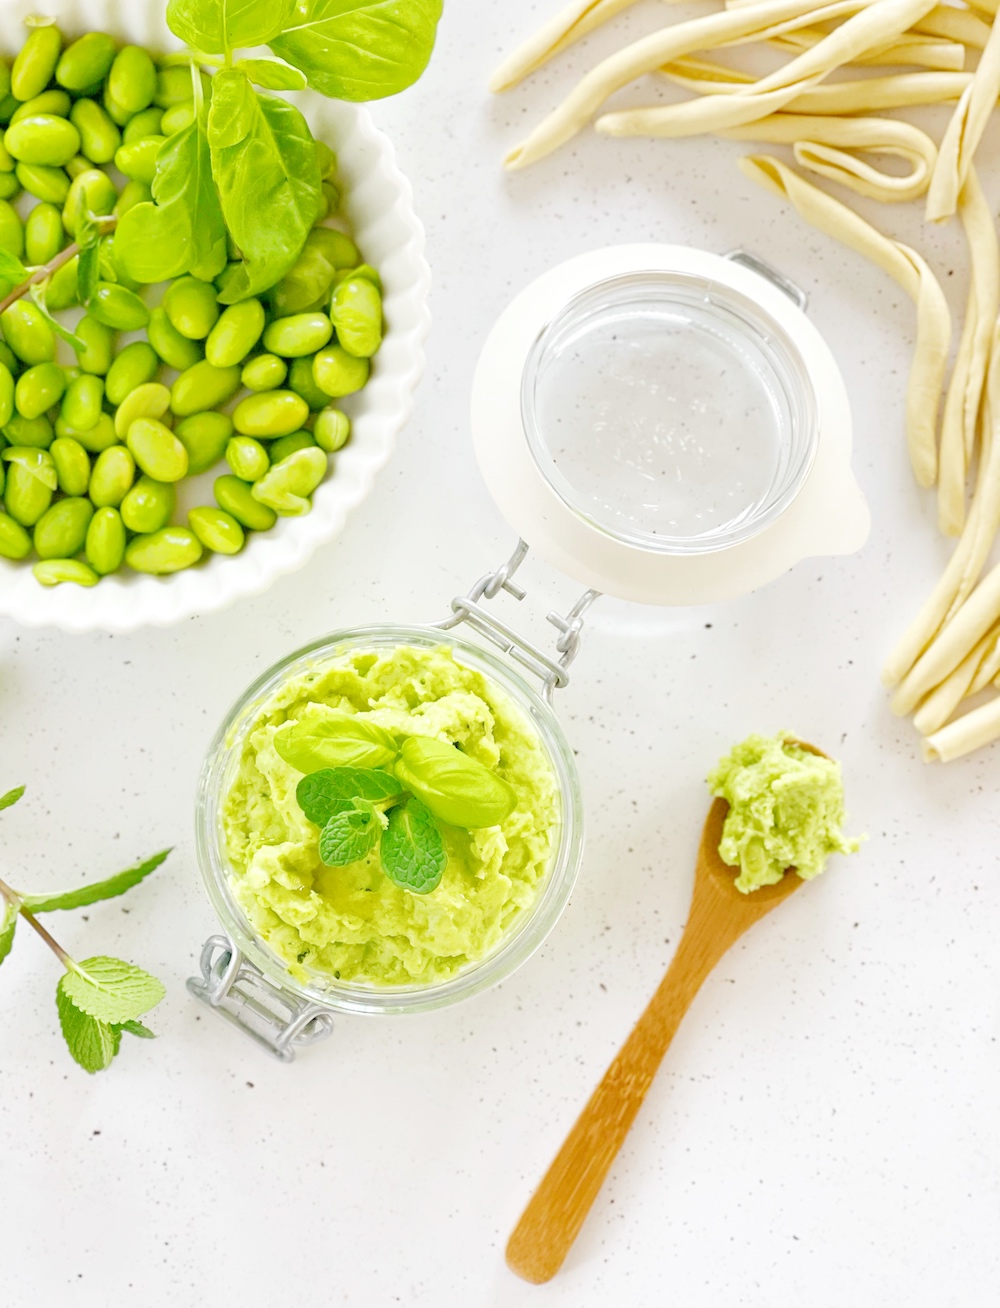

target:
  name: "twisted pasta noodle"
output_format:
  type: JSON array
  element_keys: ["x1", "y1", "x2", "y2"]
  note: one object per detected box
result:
[
  {"x1": 922, "y1": 693, "x2": 1000, "y2": 760},
  {"x1": 661, "y1": 61, "x2": 973, "y2": 111},
  {"x1": 491, "y1": 0, "x2": 647, "y2": 92},
  {"x1": 769, "y1": 28, "x2": 967, "y2": 69},
  {"x1": 912, "y1": 627, "x2": 995, "y2": 734},
  {"x1": 723, "y1": 113, "x2": 937, "y2": 201},
  {"x1": 926, "y1": 9, "x2": 1000, "y2": 219},
  {"x1": 914, "y1": 5, "x2": 991, "y2": 47},
  {"x1": 740, "y1": 154, "x2": 948, "y2": 487},
  {"x1": 967, "y1": 627, "x2": 1000, "y2": 693}
]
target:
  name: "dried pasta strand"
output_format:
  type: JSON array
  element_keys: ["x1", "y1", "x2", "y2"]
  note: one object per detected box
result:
[
  {"x1": 926, "y1": 8, "x2": 1000, "y2": 219},
  {"x1": 490, "y1": 0, "x2": 655, "y2": 93},
  {"x1": 922, "y1": 693, "x2": 1000, "y2": 761},
  {"x1": 661, "y1": 61, "x2": 973, "y2": 111},
  {"x1": 913, "y1": 5, "x2": 991, "y2": 47},
  {"x1": 968, "y1": 626, "x2": 1000, "y2": 693},
  {"x1": 769, "y1": 28, "x2": 967, "y2": 68},
  {"x1": 912, "y1": 627, "x2": 995, "y2": 734}
]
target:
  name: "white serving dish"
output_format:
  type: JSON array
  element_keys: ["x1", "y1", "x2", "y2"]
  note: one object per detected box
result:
[{"x1": 0, "y1": 0, "x2": 431, "y2": 632}]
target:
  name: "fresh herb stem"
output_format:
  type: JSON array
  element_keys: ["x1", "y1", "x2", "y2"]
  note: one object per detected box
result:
[
  {"x1": 0, "y1": 216, "x2": 118, "y2": 317},
  {"x1": 0, "y1": 877, "x2": 72, "y2": 968}
]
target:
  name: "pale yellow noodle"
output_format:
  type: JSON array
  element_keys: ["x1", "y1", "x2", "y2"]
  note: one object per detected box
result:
[
  {"x1": 769, "y1": 29, "x2": 966, "y2": 68},
  {"x1": 968, "y1": 627, "x2": 1000, "y2": 693},
  {"x1": 661, "y1": 61, "x2": 973, "y2": 110},
  {"x1": 926, "y1": 9, "x2": 1000, "y2": 219},
  {"x1": 922, "y1": 693, "x2": 1000, "y2": 760},
  {"x1": 912, "y1": 628, "x2": 994, "y2": 734},
  {"x1": 914, "y1": 5, "x2": 991, "y2": 47}
]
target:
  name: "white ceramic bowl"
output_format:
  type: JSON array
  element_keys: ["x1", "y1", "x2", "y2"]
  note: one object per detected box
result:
[{"x1": 0, "y1": 0, "x2": 431, "y2": 632}]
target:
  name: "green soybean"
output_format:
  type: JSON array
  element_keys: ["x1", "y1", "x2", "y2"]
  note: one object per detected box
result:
[
  {"x1": 233, "y1": 390, "x2": 309, "y2": 438},
  {"x1": 331, "y1": 277, "x2": 383, "y2": 358},
  {"x1": 263, "y1": 312, "x2": 333, "y2": 359},
  {"x1": 308, "y1": 227, "x2": 360, "y2": 271},
  {"x1": 5, "y1": 115, "x2": 80, "y2": 167},
  {"x1": 175, "y1": 411, "x2": 233, "y2": 474},
  {"x1": 10, "y1": 90, "x2": 70, "y2": 126},
  {"x1": 147, "y1": 306, "x2": 203, "y2": 372},
  {"x1": 24, "y1": 201, "x2": 63, "y2": 264},
  {"x1": 33, "y1": 495, "x2": 93, "y2": 559},
  {"x1": 0, "y1": 173, "x2": 20, "y2": 201},
  {"x1": 313, "y1": 345, "x2": 370, "y2": 399},
  {"x1": 252, "y1": 447, "x2": 327, "y2": 516},
  {"x1": 0, "y1": 511, "x2": 31, "y2": 559},
  {"x1": 56, "y1": 33, "x2": 116, "y2": 93},
  {"x1": 122, "y1": 106, "x2": 163, "y2": 145},
  {"x1": 0, "y1": 138, "x2": 12, "y2": 172},
  {"x1": 205, "y1": 299, "x2": 264, "y2": 368},
  {"x1": 242, "y1": 354, "x2": 287, "y2": 392},
  {"x1": 65, "y1": 153, "x2": 90, "y2": 180},
  {"x1": 288, "y1": 356, "x2": 330, "y2": 411},
  {"x1": 60, "y1": 374, "x2": 104, "y2": 431},
  {"x1": 120, "y1": 475, "x2": 174, "y2": 534},
  {"x1": 114, "y1": 382, "x2": 171, "y2": 438},
  {"x1": 154, "y1": 66, "x2": 200, "y2": 109},
  {"x1": 59, "y1": 412, "x2": 117, "y2": 453},
  {"x1": 0, "y1": 95, "x2": 19, "y2": 129},
  {"x1": 88, "y1": 282, "x2": 149, "y2": 332},
  {"x1": 74, "y1": 315, "x2": 115, "y2": 375},
  {"x1": 15, "y1": 361, "x2": 66, "y2": 419},
  {"x1": 69, "y1": 97, "x2": 120, "y2": 164},
  {"x1": 34, "y1": 558, "x2": 99, "y2": 587},
  {"x1": 214, "y1": 474, "x2": 277, "y2": 532},
  {"x1": 316, "y1": 141, "x2": 337, "y2": 179},
  {"x1": 50, "y1": 436, "x2": 90, "y2": 496},
  {"x1": 114, "y1": 135, "x2": 165, "y2": 186},
  {"x1": 5, "y1": 414, "x2": 53, "y2": 449},
  {"x1": 164, "y1": 276, "x2": 220, "y2": 341},
  {"x1": 268, "y1": 431, "x2": 315, "y2": 465},
  {"x1": 46, "y1": 255, "x2": 78, "y2": 310},
  {"x1": 15, "y1": 163, "x2": 70, "y2": 205},
  {"x1": 3, "y1": 449, "x2": 55, "y2": 526},
  {"x1": 85, "y1": 506, "x2": 125, "y2": 575},
  {"x1": 0, "y1": 340, "x2": 16, "y2": 374},
  {"x1": 125, "y1": 526, "x2": 202, "y2": 575},
  {"x1": 2, "y1": 301, "x2": 54, "y2": 365},
  {"x1": 11, "y1": 27, "x2": 62, "y2": 103},
  {"x1": 161, "y1": 101, "x2": 196, "y2": 136},
  {"x1": 102, "y1": 85, "x2": 131, "y2": 129},
  {"x1": 314, "y1": 407, "x2": 351, "y2": 453},
  {"x1": 188, "y1": 505, "x2": 245, "y2": 555},
  {"x1": 63, "y1": 167, "x2": 117, "y2": 236},
  {"x1": 0, "y1": 199, "x2": 24, "y2": 258},
  {"x1": 226, "y1": 436, "x2": 269, "y2": 482},
  {"x1": 105, "y1": 341, "x2": 159, "y2": 407},
  {"x1": 114, "y1": 177, "x2": 151, "y2": 219},
  {"x1": 0, "y1": 361, "x2": 13, "y2": 428},
  {"x1": 170, "y1": 361, "x2": 241, "y2": 418},
  {"x1": 127, "y1": 417, "x2": 188, "y2": 483},
  {"x1": 89, "y1": 444, "x2": 135, "y2": 508},
  {"x1": 108, "y1": 47, "x2": 157, "y2": 117}
]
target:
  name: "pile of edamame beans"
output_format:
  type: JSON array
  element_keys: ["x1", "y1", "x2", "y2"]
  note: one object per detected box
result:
[{"x1": 0, "y1": 25, "x2": 382, "y2": 587}]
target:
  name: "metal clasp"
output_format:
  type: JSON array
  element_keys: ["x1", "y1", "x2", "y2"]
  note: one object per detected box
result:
[
  {"x1": 724, "y1": 249, "x2": 808, "y2": 312},
  {"x1": 187, "y1": 936, "x2": 335, "y2": 1063},
  {"x1": 437, "y1": 540, "x2": 600, "y2": 703}
]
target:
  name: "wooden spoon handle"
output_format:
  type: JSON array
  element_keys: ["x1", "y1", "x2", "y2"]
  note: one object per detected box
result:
[{"x1": 506, "y1": 914, "x2": 733, "y2": 1284}]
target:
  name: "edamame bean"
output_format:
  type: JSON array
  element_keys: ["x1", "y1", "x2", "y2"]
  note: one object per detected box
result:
[
  {"x1": 114, "y1": 135, "x2": 165, "y2": 186},
  {"x1": 226, "y1": 436, "x2": 269, "y2": 482},
  {"x1": 0, "y1": 138, "x2": 12, "y2": 171},
  {"x1": 214, "y1": 474, "x2": 277, "y2": 532},
  {"x1": 268, "y1": 431, "x2": 315, "y2": 465},
  {"x1": 46, "y1": 255, "x2": 78, "y2": 310},
  {"x1": 0, "y1": 511, "x2": 30, "y2": 559},
  {"x1": 16, "y1": 163, "x2": 70, "y2": 205},
  {"x1": 10, "y1": 90, "x2": 70, "y2": 126},
  {"x1": 314, "y1": 407, "x2": 351, "y2": 453},
  {"x1": 122, "y1": 106, "x2": 163, "y2": 144},
  {"x1": 88, "y1": 282, "x2": 149, "y2": 332},
  {"x1": 120, "y1": 474, "x2": 174, "y2": 534},
  {"x1": 105, "y1": 341, "x2": 159, "y2": 407},
  {"x1": 241, "y1": 354, "x2": 287, "y2": 392},
  {"x1": 89, "y1": 445, "x2": 135, "y2": 507},
  {"x1": 170, "y1": 361, "x2": 241, "y2": 418},
  {"x1": 33, "y1": 495, "x2": 93, "y2": 559},
  {"x1": 24, "y1": 201, "x2": 63, "y2": 264},
  {"x1": 11, "y1": 26, "x2": 62, "y2": 103},
  {"x1": 0, "y1": 340, "x2": 16, "y2": 373},
  {"x1": 15, "y1": 361, "x2": 66, "y2": 419},
  {"x1": 251, "y1": 447, "x2": 327, "y2": 516},
  {"x1": 269, "y1": 234, "x2": 346, "y2": 317},
  {"x1": 147, "y1": 306, "x2": 203, "y2": 371},
  {"x1": 69, "y1": 98, "x2": 120, "y2": 164},
  {"x1": 0, "y1": 174, "x2": 20, "y2": 201},
  {"x1": 164, "y1": 276, "x2": 219, "y2": 341},
  {"x1": 288, "y1": 356, "x2": 330, "y2": 411},
  {"x1": 114, "y1": 178, "x2": 151, "y2": 219},
  {"x1": 342, "y1": 263, "x2": 382, "y2": 293},
  {"x1": 102, "y1": 86, "x2": 131, "y2": 129},
  {"x1": 127, "y1": 417, "x2": 188, "y2": 482},
  {"x1": 58, "y1": 412, "x2": 117, "y2": 453},
  {"x1": 313, "y1": 345, "x2": 369, "y2": 398},
  {"x1": 0, "y1": 361, "x2": 13, "y2": 428},
  {"x1": 108, "y1": 47, "x2": 157, "y2": 117},
  {"x1": 5, "y1": 414, "x2": 53, "y2": 449},
  {"x1": 331, "y1": 277, "x2": 383, "y2": 358},
  {"x1": 60, "y1": 374, "x2": 104, "y2": 431},
  {"x1": 0, "y1": 199, "x2": 23, "y2": 258},
  {"x1": 64, "y1": 154, "x2": 91, "y2": 180},
  {"x1": 0, "y1": 95, "x2": 19, "y2": 128},
  {"x1": 175, "y1": 411, "x2": 232, "y2": 474},
  {"x1": 85, "y1": 506, "x2": 125, "y2": 575},
  {"x1": 51, "y1": 436, "x2": 90, "y2": 495},
  {"x1": 125, "y1": 525, "x2": 202, "y2": 575},
  {"x1": 114, "y1": 381, "x2": 171, "y2": 438},
  {"x1": 308, "y1": 227, "x2": 360, "y2": 271},
  {"x1": 263, "y1": 312, "x2": 333, "y2": 359},
  {"x1": 154, "y1": 67, "x2": 200, "y2": 109},
  {"x1": 205, "y1": 298, "x2": 264, "y2": 368},
  {"x1": 3, "y1": 448, "x2": 55, "y2": 525},
  {"x1": 5, "y1": 115, "x2": 81, "y2": 167},
  {"x1": 34, "y1": 558, "x2": 98, "y2": 586},
  {"x1": 56, "y1": 33, "x2": 116, "y2": 93},
  {"x1": 161, "y1": 101, "x2": 195, "y2": 136},
  {"x1": 316, "y1": 141, "x2": 337, "y2": 179},
  {"x1": 1, "y1": 301, "x2": 54, "y2": 365},
  {"x1": 63, "y1": 167, "x2": 117, "y2": 236},
  {"x1": 74, "y1": 315, "x2": 115, "y2": 375},
  {"x1": 188, "y1": 506, "x2": 244, "y2": 555},
  {"x1": 232, "y1": 390, "x2": 309, "y2": 438}
]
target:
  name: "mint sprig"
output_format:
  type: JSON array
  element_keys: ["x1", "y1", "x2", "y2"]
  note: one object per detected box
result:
[
  {"x1": 381, "y1": 799, "x2": 446, "y2": 894},
  {"x1": 0, "y1": 786, "x2": 170, "y2": 1074}
]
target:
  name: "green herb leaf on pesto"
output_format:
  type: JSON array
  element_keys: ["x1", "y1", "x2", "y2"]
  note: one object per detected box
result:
[
  {"x1": 318, "y1": 801, "x2": 382, "y2": 866},
  {"x1": 275, "y1": 713, "x2": 397, "y2": 773},
  {"x1": 380, "y1": 797, "x2": 446, "y2": 894},
  {"x1": 297, "y1": 766, "x2": 401, "y2": 826}
]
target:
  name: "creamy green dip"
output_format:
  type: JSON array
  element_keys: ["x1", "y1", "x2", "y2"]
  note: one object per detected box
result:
[
  {"x1": 708, "y1": 733, "x2": 861, "y2": 894},
  {"x1": 222, "y1": 645, "x2": 560, "y2": 987}
]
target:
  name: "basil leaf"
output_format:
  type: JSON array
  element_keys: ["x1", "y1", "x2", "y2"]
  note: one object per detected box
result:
[
  {"x1": 238, "y1": 58, "x2": 308, "y2": 91},
  {"x1": 116, "y1": 113, "x2": 227, "y2": 285},
  {"x1": 269, "y1": 0, "x2": 443, "y2": 102},
  {"x1": 208, "y1": 70, "x2": 322, "y2": 304},
  {"x1": 296, "y1": 766, "x2": 400, "y2": 826},
  {"x1": 0, "y1": 899, "x2": 17, "y2": 967},
  {"x1": 275, "y1": 713, "x2": 397, "y2": 773},
  {"x1": 394, "y1": 737, "x2": 518, "y2": 830},
  {"x1": 167, "y1": 0, "x2": 297, "y2": 54},
  {"x1": 0, "y1": 248, "x2": 27, "y2": 285},
  {"x1": 381, "y1": 798, "x2": 446, "y2": 894},
  {"x1": 318, "y1": 802, "x2": 381, "y2": 866},
  {"x1": 0, "y1": 784, "x2": 25, "y2": 812}
]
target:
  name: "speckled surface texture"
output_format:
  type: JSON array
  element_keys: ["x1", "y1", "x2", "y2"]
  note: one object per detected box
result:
[{"x1": 2, "y1": 2, "x2": 1000, "y2": 1304}]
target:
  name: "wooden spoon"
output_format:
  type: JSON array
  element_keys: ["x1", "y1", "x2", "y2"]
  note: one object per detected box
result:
[{"x1": 506, "y1": 746, "x2": 825, "y2": 1284}]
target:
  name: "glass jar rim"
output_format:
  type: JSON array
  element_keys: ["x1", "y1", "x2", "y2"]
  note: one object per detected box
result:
[{"x1": 195, "y1": 624, "x2": 585, "y2": 1016}]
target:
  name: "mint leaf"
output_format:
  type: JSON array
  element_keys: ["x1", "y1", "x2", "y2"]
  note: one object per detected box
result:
[
  {"x1": 56, "y1": 982, "x2": 117, "y2": 1074},
  {"x1": 238, "y1": 58, "x2": 307, "y2": 91},
  {"x1": 117, "y1": 1019, "x2": 156, "y2": 1040},
  {"x1": 0, "y1": 899, "x2": 16, "y2": 967},
  {"x1": 381, "y1": 798, "x2": 446, "y2": 894},
  {"x1": 0, "y1": 784, "x2": 25, "y2": 812},
  {"x1": 318, "y1": 803, "x2": 381, "y2": 866},
  {"x1": 275, "y1": 714, "x2": 397, "y2": 774},
  {"x1": 297, "y1": 767, "x2": 400, "y2": 826},
  {"x1": 24, "y1": 849, "x2": 170, "y2": 914},
  {"x1": 61, "y1": 956, "x2": 166, "y2": 1024}
]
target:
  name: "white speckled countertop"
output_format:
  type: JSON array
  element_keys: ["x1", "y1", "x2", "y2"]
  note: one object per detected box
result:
[{"x1": 2, "y1": 3, "x2": 1000, "y2": 1304}]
